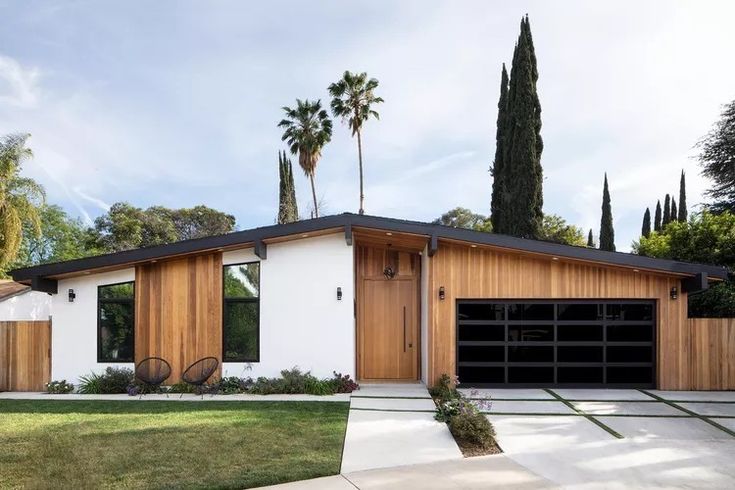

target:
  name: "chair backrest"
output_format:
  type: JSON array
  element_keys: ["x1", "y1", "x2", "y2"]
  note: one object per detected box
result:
[
  {"x1": 135, "y1": 357, "x2": 172, "y2": 386},
  {"x1": 181, "y1": 357, "x2": 219, "y2": 385}
]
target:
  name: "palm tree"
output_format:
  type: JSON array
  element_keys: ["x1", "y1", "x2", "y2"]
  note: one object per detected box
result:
[
  {"x1": 278, "y1": 99, "x2": 332, "y2": 218},
  {"x1": 0, "y1": 133, "x2": 45, "y2": 270},
  {"x1": 328, "y1": 71, "x2": 383, "y2": 215}
]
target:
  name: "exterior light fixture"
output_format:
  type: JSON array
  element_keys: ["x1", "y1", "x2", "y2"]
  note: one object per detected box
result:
[
  {"x1": 383, "y1": 266, "x2": 396, "y2": 279},
  {"x1": 439, "y1": 286, "x2": 446, "y2": 301},
  {"x1": 68, "y1": 289, "x2": 76, "y2": 303},
  {"x1": 670, "y1": 287, "x2": 678, "y2": 300},
  {"x1": 337, "y1": 287, "x2": 342, "y2": 301}
]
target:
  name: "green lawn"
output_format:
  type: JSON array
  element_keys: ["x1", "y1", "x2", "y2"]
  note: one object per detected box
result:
[{"x1": 0, "y1": 400, "x2": 349, "y2": 489}]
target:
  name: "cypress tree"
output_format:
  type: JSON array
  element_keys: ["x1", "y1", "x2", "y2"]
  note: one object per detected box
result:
[
  {"x1": 490, "y1": 64, "x2": 509, "y2": 232},
  {"x1": 662, "y1": 194, "x2": 671, "y2": 226},
  {"x1": 654, "y1": 200, "x2": 662, "y2": 231},
  {"x1": 678, "y1": 170, "x2": 688, "y2": 222},
  {"x1": 587, "y1": 229, "x2": 594, "y2": 247},
  {"x1": 671, "y1": 198, "x2": 677, "y2": 223},
  {"x1": 642, "y1": 208, "x2": 651, "y2": 238},
  {"x1": 497, "y1": 15, "x2": 543, "y2": 238},
  {"x1": 277, "y1": 150, "x2": 299, "y2": 224},
  {"x1": 599, "y1": 173, "x2": 615, "y2": 251}
]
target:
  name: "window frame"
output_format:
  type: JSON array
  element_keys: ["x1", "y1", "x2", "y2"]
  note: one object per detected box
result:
[
  {"x1": 222, "y1": 261, "x2": 261, "y2": 363},
  {"x1": 97, "y1": 280, "x2": 136, "y2": 363}
]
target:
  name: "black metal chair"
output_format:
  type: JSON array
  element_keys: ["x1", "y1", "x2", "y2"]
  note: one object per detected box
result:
[
  {"x1": 135, "y1": 357, "x2": 172, "y2": 398},
  {"x1": 181, "y1": 357, "x2": 219, "y2": 398}
]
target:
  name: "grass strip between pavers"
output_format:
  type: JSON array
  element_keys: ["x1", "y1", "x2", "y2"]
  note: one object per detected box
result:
[
  {"x1": 544, "y1": 388, "x2": 624, "y2": 439},
  {"x1": 638, "y1": 390, "x2": 735, "y2": 438}
]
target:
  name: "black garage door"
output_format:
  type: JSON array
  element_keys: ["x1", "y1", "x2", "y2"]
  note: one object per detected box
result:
[{"x1": 456, "y1": 300, "x2": 655, "y2": 387}]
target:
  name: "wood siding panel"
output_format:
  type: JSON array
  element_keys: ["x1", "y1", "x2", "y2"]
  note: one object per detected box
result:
[
  {"x1": 689, "y1": 318, "x2": 735, "y2": 390},
  {"x1": 135, "y1": 253, "x2": 222, "y2": 383},
  {"x1": 428, "y1": 243, "x2": 689, "y2": 389},
  {"x1": 0, "y1": 321, "x2": 51, "y2": 391}
]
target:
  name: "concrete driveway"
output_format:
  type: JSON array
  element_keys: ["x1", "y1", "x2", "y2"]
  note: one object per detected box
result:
[{"x1": 472, "y1": 388, "x2": 735, "y2": 489}]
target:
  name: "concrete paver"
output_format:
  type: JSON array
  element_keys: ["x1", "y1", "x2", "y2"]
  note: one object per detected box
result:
[
  {"x1": 459, "y1": 388, "x2": 554, "y2": 400},
  {"x1": 486, "y1": 400, "x2": 576, "y2": 414},
  {"x1": 596, "y1": 416, "x2": 734, "y2": 440},
  {"x1": 353, "y1": 383, "x2": 430, "y2": 398},
  {"x1": 551, "y1": 389, "x2": 656, "y2": 401},
  {"x1": 677, "y1": 402, "x2": 735, "y2": 417},
  {"x1": 572, "y1": 401, "x2": 684, "y2": 416},
  {"x1": 349, "y1": 395, "x2": 436, "y2": 411},
  {"x1": 711, "y1": 418, "x2": 735, "y2": 432}
]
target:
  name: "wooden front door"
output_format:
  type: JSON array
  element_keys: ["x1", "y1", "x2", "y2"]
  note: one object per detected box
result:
[{"x1": 357, "y1": 244, "x2": 420, "y2": 381}]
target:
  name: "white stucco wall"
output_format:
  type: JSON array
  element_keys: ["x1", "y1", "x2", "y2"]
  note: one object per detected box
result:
[
  {"x1": 0, "y1": 291, "x2": 51, "y2": 321},
  {"x1": 51, "y1": 269, "x2": 135, "y2": 383},
  {"x1": 222, "y1": 233, "x2": 355, "y2": 379}
]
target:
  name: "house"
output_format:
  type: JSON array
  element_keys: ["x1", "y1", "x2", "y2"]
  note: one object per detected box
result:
[{"x1": 7, "y1": 213, "x2": 729, "y2": 390}]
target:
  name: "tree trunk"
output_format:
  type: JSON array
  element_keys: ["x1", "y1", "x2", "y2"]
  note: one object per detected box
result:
[
  {"x1": 309, "y1": 172, "x2": 319, "y2": 218},
  {"x1": 357, "y1": 129, "x2": 365, "y2": 215}
]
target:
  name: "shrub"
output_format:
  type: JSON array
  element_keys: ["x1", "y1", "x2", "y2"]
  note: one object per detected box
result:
[
  {"x1": 46, "y1": 380, "x2": 74, "y2": 394},
  {"x1": 330, "y1": 372, "x2": 359, "y2": 393},
  {"x1": 78, "y1": 367, "x2": 134, "y2": 394},
  {"x1": 168, "y1": 381, "x2": 196, "y2": 394},
  {"x1": 215, "y1": 376, "x2": 253, "y2": 394},
  {"x1": 429, "y1": 374, "x2": 459, "y2": 404},
  {"x1": 249, "y1": 367, "x2": 347, "y2": 395},
  {"x1": 448, "y1": 410, "x2": 496, "y2": 450}
]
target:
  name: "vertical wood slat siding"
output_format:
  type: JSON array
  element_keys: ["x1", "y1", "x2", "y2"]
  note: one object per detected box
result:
[
  {"x1": 0, "y1": 321, "x2": 51, "y2": 391},
  {"x1": 428, "y1": 243, "x2": 689, "y2": 389},
  {"x1": 135, "y1": 253, "x2": 223, "y2": 383},
  {"x1": 689, "y1": 318, "x2": 735, "y2": 390}
]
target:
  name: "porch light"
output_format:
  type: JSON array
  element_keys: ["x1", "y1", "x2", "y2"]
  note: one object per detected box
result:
[
  {"x1": 670, "y1": 287, "x2": 678, "y2": 300},
  {"x1": 439, "y1": 286, "x2": 445, "y2": 301},
  {"x1": 337, "y1": 287, "x2": 342, "y2": 301},
  {"x1": 68, "y1": 289, "x2": 76, "y2": 303}
]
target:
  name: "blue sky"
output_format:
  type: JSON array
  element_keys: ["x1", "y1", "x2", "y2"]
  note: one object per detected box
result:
[{"x1": 1, "y1": 1, "x2": 734, "y2": 251}]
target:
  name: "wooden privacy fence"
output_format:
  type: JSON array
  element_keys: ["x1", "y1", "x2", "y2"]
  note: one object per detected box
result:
[
  {"x1": 0, "y1": 321, "x2": 51, "y2": 391},
  {"x1": 688, "y1": 318, "x2": 735, "y2": 390}
]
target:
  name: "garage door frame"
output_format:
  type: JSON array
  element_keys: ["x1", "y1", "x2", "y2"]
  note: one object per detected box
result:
[{"x1": 455, "y1": 299, "x2": 657, "y2": 388}]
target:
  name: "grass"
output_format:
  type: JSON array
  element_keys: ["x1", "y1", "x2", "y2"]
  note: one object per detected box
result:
[{"x1": 0, "y1": 400, "x2": 349, "y2": 489}]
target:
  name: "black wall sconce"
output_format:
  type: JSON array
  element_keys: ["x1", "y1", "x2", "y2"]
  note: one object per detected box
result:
[
  {"x1": 439, "y1": 286, "x2": 445, "y2": 301},
  {"x1": 670, "y1": 287, "x2": 678, "y2": 300},
  {"x1": 68, "y1": 289, "x2": 76, "y2": 303},
  {"x1": 337, "y1": 287, "x2": 342, "y2": 301}
]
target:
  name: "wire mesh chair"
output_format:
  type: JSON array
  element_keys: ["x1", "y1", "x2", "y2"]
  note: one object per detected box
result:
[
  {"x1": 135, "y1": 357, "x2": 172, "y2": 399},
  {"x1": 181, "y1": 357, "x2": 219, "y2": 398}
]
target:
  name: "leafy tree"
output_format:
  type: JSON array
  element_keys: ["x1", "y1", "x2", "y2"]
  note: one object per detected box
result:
[
  {"x1": 587, "y1": 229, "x2": 594, "y2": 248},
  {"x1": 599, "y1": 174, "x2": 615, "y2": 251},
  {"x1": 88, "y1": 202, "x2": 235, "y2": 253},
  {"x1": 662, "y1": 194, "x2": 671, "y2": 226},
  {"x1": 678, "y1": 170, "x2": 688, "y2": 222},
  {"x1": 654, "y1": 200, "x2": 662, "y2": 231},
  {"x1": 671, "y1": 198, "x2": 678, "y2": 224},
  {"x1": 0, "y1": 133, "x2": 45, "y2": 272},
  {"x1": 490, "y1": 64, "x2": 509, "y2": 232},
  {"x1": 642, "y1": 207, "x2": 651, "y2": 238},
  {"x1": 277, "y1": 151, "x2": 299, "y2": 224},
  {"x1": 433, "y1": 207, "x2": 492, "y2": 232},
  {"x1": 11, "y1": 204, "x2": 89, "y2": 268},
  {"x1": 278, "y1": 99, "x2": 333, "y2": 218},
  {"x1": 328, "y1": 71, "x2": 383, "y2": 215},
  {"x1": 539, "y1": 214, "x2": 585, "y2": 246},
  {"x1": 697, "y1": 100, "x2": 735, "y2": 213},
  {"x1": 635, "y1": 211, "x2": 735, "y2": 317},
  {"x1": 495, "y1": 16, "x2": 543, "y2": 238}
]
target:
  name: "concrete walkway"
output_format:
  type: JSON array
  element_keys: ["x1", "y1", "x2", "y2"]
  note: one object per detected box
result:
[{"x1": 340, "y1": 383, "x2": 463, "y2": 473}]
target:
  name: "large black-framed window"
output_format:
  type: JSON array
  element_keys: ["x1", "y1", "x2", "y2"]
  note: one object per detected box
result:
[
  {"x1": 97, "y1": 281, "x2": 135, "y2": 362},
  {"x1": 223, "y1": 262, "x2": 260, "y2": 362},
  {"x1": 456, "y1": 299, "x2": 656, "y2": 387}
]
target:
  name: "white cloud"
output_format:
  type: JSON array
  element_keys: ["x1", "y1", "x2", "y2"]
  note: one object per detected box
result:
[{"x1": 0, "y1": 55, "x2": 41, "y2": 108}]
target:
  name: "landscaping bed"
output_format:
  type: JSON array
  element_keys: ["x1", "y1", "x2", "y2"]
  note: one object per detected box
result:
[
  {"x1": 430, "y1": 375, "x2": 502, "y2": 457},
  {"x1": 0, "y1": 399, "x2": 349, "y2": 489}
]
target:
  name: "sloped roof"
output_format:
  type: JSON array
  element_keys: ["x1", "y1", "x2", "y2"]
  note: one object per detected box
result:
[
  {"x1": 10, "y1": 213, "x2": 729, "y2": 285},
  {"x1": 0, "y1": 281, "x2": 31, "y2": 301}
]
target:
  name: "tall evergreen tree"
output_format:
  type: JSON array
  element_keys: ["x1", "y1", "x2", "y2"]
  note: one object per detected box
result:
[
  {"x1": 277, "y1": 150, "x2": 299, "y2": 224},
  {"x1": 599, "y1": 174, "x2": 615, "y2": 251},
  {"x1": 490, "y1": 64, "x2": 509, "y2": 231},
  {"x1": 495, "y1": 15, "x2": 543, "y2": 238},
  {"x1": 654, "y1": 200, "x2": 662, "y2": 231},
  {"x1": 697, "y1": 100, "x2": 735, "y2": 213},
  {"x1": 642, "y1": 208, "x2": 651, "y2": 238},
  {"x1": 587, "y1": 228, "x2": 594, "y2": 247},
  {"x1": 671, "y1": 198, "x2": 677, "y2": 223},
  {"x1": 662, "y1": 194, "x2": 671, "y2": 226},
  {"x1": 678, "y1": 170, "x2": 688, "y2": 222}
]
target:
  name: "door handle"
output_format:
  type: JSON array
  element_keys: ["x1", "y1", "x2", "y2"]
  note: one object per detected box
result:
[{"x1": 403, "y1": 306, "x2": 407, "y2": 352}]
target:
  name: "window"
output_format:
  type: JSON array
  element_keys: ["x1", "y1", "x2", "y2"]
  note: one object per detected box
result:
[
  {"x1": 98, "y1": 282, "x2": 135, "y2": 362},
  {"x1": 223, "y1": 262, "x2": 260, "y2": 362}
]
